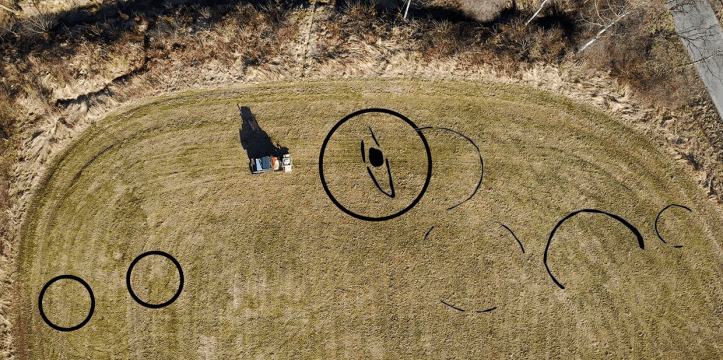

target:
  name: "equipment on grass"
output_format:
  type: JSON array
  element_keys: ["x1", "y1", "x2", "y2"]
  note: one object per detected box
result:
[{"x1": 250, "y1": 154, "x2": 292, "y2": 174}]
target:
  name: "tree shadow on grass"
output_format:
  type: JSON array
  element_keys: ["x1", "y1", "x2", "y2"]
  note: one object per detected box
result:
[{"x1": 238, "y1": 105, "x2": 288, "y2": 161}]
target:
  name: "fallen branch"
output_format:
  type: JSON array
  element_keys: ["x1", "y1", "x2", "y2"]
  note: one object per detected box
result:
[
  {"x1": 578, "y1": 8, "x2": 635, "y2": 53},
  {"x1": 0, "y1": 4, "x2": 20, "y2": 16},
  {"x1": 526, "y1": 0, "x2": 552, "y2": 25}
]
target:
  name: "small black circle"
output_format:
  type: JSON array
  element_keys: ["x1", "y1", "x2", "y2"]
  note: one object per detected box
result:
[
  {"x1": 319, "y1": 108, "x2": 433, "y2": 221},
  {"x1": 126, "y1": 251, "x2": 184, "y2": 309},
  {"x1": 38, "y1": 275, "x2": 95, "y2": 332}
]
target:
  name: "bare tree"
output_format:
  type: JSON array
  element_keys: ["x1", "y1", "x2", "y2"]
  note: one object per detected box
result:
[
  {"x1": 577, "y1": 0, "x2": 649, "y2": 52},
  {"x1": 526, "y1": 0, "x2": 552, "y2": 24}
]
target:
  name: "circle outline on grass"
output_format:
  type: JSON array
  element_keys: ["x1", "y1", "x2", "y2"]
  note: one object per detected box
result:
[
  {"x1": 543, "y1": 209, "x2": 644, "y2": 290},
  {"x1": 654, "y1": 203, "x2": 692, "y2": 248},
  {"x1": 126, "y1": 250, "x2": 184, "y2": 309},
  {"x1": 319, "y1": 108, "x2": 433, "y2": 221},
  {"x1": 38, "y1": 274, "x2": 95, "y2": 332}
]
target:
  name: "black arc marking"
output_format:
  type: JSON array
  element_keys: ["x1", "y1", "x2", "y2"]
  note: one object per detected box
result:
[
  {"x1": 543, "y1": 209, "x2": 644, "y2": 290},
  {"x1": 319, "y1": 108, "x2": 432, "y2": 221},
  {"x1": 440, "y1": 300, "x2": 465, "y2": 312},
  {"x1": 655, "y1": 204, "x2": 692, "y2": 248},
  {"x1": 415, "y1": 127, "x2": 484, "y2": 210},
  {"x1": 368, "y1": 126, "x2": 380, "y2": 146},
  {"x1": 423, "y1": 225, "x2": 435, "y2": 241},
  {"x1": 38, "y1": 275, "x2": 95, "y2": 332},
  {"x1": 364, "y1": 127, "x2": 393, "y2": 196},
  {"x1": 126, "y1": 251, "x2": 184, "y2": 309},
  {"x1": 476, "y1": 307, "x2": 497, "y2": 313},
  {"x1": 440, "y1": 300, "x2": 497, "y2": 313},
  {"x1": 366, "y1": 159, "x2": 396, "y2": 198},
  {"x1": 499, "y1": 222, "x2": 525, "y2": 253}
]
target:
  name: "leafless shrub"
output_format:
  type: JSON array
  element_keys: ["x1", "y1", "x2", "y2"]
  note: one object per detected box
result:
[
  {"x1": 81, "y1": 22, "x2": 104, "y2": 38},
  {"x1": 195, "y1": 1, "x2": 296, "y2": 66},
  {"x1": 527, "y1": 25, "x2": 568, "y2": 60},
  {"x1": 101, "y1": 17, "x2": 123, "y2": 40},
  {"x1": 486, "y1": 15, "x2": 569, "y2": 62},
  {"x1": 199, "y1": 6, "x2": 212, "y2": 20},
  {"x1": 19, "y1": 12, "x2": 58, "y2": 42},
  {"x1": 343, "y1": 0, "x2": 379, "y2": 21},
  {"x1": 578, "y1": 0, "x2": 702, "y2": 107},
  {"x1": 0, "y1": 16, "x2": 17, "y2": 45},
  {"x1": 259, "y1": 0, "x2": 292, "y2": 23},
  {"x1": 417, "y1": 19, "x2": 464, "y2": 57}
]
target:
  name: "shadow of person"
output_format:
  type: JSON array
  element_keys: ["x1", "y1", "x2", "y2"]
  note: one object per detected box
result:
[{"x1": 238, "y1": 105, "x2": 289, "y2": 161}]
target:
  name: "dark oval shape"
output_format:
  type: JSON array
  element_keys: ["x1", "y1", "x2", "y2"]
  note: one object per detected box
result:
[{"x1": 369, "y1": 147, "x2": 384, "y2": 168}]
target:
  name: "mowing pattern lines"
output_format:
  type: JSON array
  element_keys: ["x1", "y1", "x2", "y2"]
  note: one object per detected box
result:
[{"x1": 17, "y1": 80, "x2": 723, "y2": 359}]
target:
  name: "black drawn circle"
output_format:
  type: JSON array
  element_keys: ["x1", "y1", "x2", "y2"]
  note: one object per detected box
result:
[
  {"x1": 654, "y1": 203, "x2": 692, "y2": 247},
  {"x1": 126, "y1": 251, "x2": 184, "y2": 309},
  {"x1": 38, "y1": 275, "x2": 95, "y2": 332},
  {"x1": 415, "y1": 126, "x2": 484, "y2": 211},
  {"x1": 319, "y1": 108, "x2": 433, "y2": 221},
  {"x1": 543, "y1": 209, "x2": 644, "y2": 290}
]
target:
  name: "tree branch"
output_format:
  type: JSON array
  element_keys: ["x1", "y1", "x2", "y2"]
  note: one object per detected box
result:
[
  {"x1": 578, "y1": 6, "x2": 637, "y2": 53},
  {"x1": 0, "y1": 4, "x2": 20, "y2": 16},
  {"x1": 526, "y1": 0, "x2": 552, "y2": 25}
]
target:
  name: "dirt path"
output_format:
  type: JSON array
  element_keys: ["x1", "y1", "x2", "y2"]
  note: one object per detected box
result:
[{"x1": 300, "y1": 1, "x2": 317, "y2": 77}]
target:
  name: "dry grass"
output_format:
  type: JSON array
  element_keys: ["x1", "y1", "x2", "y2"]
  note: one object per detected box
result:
[
  {"x1": 0, "y1": 91, "x2": 17, "y2": 257},
  {"x1": 317, "y1": 3, "x2": 571, "y2": 74},
  {"x1": 0, "y1": 87, "x2": 17, "y2": 359},
  {"x1": 1, "y1": 1, "x2": 723, "y2": 358},
  {"x1": 16, "y1": 80, "x2": 723, "y2": 359},
  {"x1": 577, "y1": 0, "x2": 705, "y2": 109},
  {"x1": 0, "y1": 0, "x2": 704, "y2": 119}
]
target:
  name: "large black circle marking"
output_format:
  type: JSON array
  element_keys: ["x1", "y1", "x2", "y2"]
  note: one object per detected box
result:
[
  {"x1": 319, "y1": 108, "x2": 433, "y2": 221},
  {"x1": 126, "y1": 251, "x2": 184, "y2": 308},
  {"x1": 655, "y1": 204, "x2": 692, "y2": 248},
  {"x1": 543, "y1": 209, "x2": 644, "y2": 290},
  {"x1": 38, "y1": 275, "x2": 95, "y2": 332}
]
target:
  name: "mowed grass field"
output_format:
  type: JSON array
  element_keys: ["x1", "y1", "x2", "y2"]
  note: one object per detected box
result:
[{"x1": 16, "y1": 80, "x2": 723, "y2": 359}]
